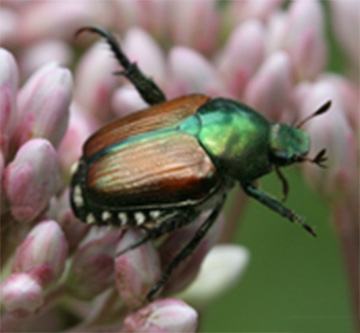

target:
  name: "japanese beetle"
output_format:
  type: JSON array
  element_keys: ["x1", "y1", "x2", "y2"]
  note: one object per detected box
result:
[{"x1": 70, "y1": 26, "x2": 330, "y2": 300}]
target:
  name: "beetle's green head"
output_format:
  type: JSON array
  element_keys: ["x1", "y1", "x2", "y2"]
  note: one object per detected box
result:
[{"x1": 269, "y1": 123, "x2": 310, "y2": 166}]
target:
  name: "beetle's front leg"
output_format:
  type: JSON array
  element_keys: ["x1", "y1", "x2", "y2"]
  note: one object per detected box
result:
[
  {"x1": 76, "y1": 26, "x2": 166, "y2": 106},
  {"x1": 242, "y1": 183, "x2": 316, "y2": 237}
]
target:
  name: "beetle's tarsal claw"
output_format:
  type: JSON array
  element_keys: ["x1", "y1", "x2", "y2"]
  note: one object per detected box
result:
[{"x1": 313, "y1": 148, "x2": 327, "y2": 168}]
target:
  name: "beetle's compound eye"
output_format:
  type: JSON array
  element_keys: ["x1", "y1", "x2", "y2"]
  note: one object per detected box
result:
[{"x1": 269, "y1": 123, "x2": 310, "y2": 166}]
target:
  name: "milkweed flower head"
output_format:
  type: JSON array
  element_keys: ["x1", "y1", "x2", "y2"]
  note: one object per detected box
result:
[{"x1": 0, "y1": 0, "x2": 358, "y2": 331}]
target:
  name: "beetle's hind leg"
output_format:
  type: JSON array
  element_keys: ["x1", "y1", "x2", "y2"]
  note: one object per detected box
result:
[
  {"x1": 76, "y1": 26, "x2": 166, "y2": 106},
  {"x1": 147, "y1": 197, "x2": 226, "y2": 301}
]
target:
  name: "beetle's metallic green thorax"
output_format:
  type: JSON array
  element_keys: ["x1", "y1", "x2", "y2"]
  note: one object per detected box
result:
[{"x1": 181, "y1": 98, "x2": 273, "y2": 183}]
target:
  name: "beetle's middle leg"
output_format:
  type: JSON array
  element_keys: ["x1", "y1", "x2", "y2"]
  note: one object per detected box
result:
[
  {"x1": 147, "y1": 196, "x2": 226, "y2": 301},
  {"x1": 76, "y1": 26, "x2": 166, "y2": 106}
]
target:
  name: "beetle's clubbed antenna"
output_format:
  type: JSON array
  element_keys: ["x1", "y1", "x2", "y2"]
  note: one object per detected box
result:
[
  {"x1": 75, "y1": 26, "x2": 167, "y2": 106},
  {"x1": 274, "y1": 166, "x2": 289, "y2": 202},
  {"x1": 295, "y1": 100, "x2": 332, "y2": 129}
]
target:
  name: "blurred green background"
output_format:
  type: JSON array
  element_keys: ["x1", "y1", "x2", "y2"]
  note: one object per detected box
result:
[{"x1": 202, "y1": 169, "x2": 355, "y2": 332}]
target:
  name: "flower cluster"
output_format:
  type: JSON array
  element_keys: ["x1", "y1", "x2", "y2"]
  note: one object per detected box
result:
[{"x1": 0, "y1": 0, "x2": 358, "y2": 331}]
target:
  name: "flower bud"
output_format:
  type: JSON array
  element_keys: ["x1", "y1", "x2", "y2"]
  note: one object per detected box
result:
[
  {"x1": 66, "y1": 228, "x2": 122, "y2": 300},
  {"x1": 112, "y1": 85, "x2": 149, "y2": 118},
  {"x1": 169, "y1": 0, "x2": 219, "y2": 54},
  {"x1": 123, "y1": 298, "x2": 198, "y2": 333},
  {"x1": 180, "y1": 245, "x2": 250, "y2": 308},
  {"x1": 13, "y1": 220, "x2": 68, "y2": 286},
  {"x1": 123, "y1": 27, "x2": 166, "y2": 85},
  {"x1": 57, "y1": 104, "x2": 94, "y2": 180},
  {"x1": 115, "y1": 229, "x2": 161, "y2": 309},
  {"x1": 14, "y1": 62, "x2": 72, "y2": 149},
  {"x1": 245, "y1": 52, "x2": 293, "y2": 120},
  {"x1": 74, "y1": 42, "x2": 120, "y2": 121},
  {"x1": 50, "y1": 188, "x2": 89, "y2": 252},
  {"x1": 330, "y1": 0, "x2": 359, "y2": 74},
  {"x1": 0, "y1": 48, "x2": 18, "y2": 155},
  {"x1": 1, "y1": 273, "x2": 44, "y2": 317},
  {"x1": 285, "y1": 0, "x2": 327, "y2": 80},
  {"x1": 218, "y1": 20, "x2": 265, "y2": 96},
  {"x1": 298, "y1": 79, "x2": 358, "y2": 198},
  {"x1": 159, "y1": 212, "x2": 224, "y2": 296},
  {"x1": 20, "y1": 39, "x2": 73, "y2": 80},
  {"x1": 169, "y1": 46, "x2": 223, "y2": 97},
  {"x1": 4, "y1": 138, "x2": 61, "y2": 223}
]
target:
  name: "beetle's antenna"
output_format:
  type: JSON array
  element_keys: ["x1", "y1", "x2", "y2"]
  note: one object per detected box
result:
[
  {"x1": 75, "y1": 26, "x2": 166, "y2": 106},
  {"x1": 295, "y1": 100, "x2": 331, "y2": 129},
  {"x1": 274, "y1": 166, "x2": 289, "y2": 202}
]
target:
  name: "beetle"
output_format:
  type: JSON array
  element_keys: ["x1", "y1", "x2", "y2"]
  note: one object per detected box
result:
[{"x1": 70, "y1": 26, "x2": 330, "y2": 300}]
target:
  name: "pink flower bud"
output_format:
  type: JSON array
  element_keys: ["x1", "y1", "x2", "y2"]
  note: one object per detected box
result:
[
  {"x1": 218, "y1": 20, "x2": 265, "y2": 96},
  {"x1": 180, "y1": 245, "x2": 249, "y2": 307},
  {"x1": 0, "y1": 48, "x2": 18, "y2": 155},
  {"x1": 115, "y1": 229, "x2": 161, "y2": 308},
  {"x1": 245, "y1": 52, "x2": 293, "y2": 120},
  {"x1": 66, "y1": 228, "x2": 122, "y2": 300},
  {"x1": 285, "y1": 0, "x2": 327, "y2": 80},
  {"x1": 225, "y1": 0, "x2": 284, "y2": 26},
  {"x1": 4, "y1": 138, "x2": 61, "y2": 223},
  {"x1": 330, "y1": 0, "x2": 359, "y2": 74},
  {"x1": 1, "y1": 273, "x2": 44, "y2": 317},
  {"x1": 123, "y1": 298, "x2": 198, "y2": 333},
  {"x1": 0, "y1": 8, "x2": 18, "y2": 45},
  {"x1": 169, "y1": 47, "x2": 223, "y2": 97},
  {"x1": 298, "y1": 79, "x2": 358, "y2": 198},
  {"x1": 123, "y1": 28, "x2": 166, "y2": 85},
  {"x1": 57, "y1": 104, "x2": 95, "y2": 179},
  {"x1": 169, "y1": 0, "x2": 219, "y2": 54},
  {"x1": 20, "y1": 39, "x2": 73, "y2": 80},
  {"x1": 14, "y1": 62, "x2": 72, "y2": 149},
  {"x1": 17, "y1": 1, "x2": 112, "y2": 43},
  {"x1": 12, "y1": 220, "x2": 68, "y2": 286},
  {"x1": 50, "y1": 188, "x2": 89, "y2": 252},
  {"x1": 112, "y1": 85, "x2": 148, "y2": 118},
  {"x1": 74, "y1": 42, "x2": 120, "y2": 121},
  {"x1": 158, "y1": 212, "x2": 224, "y2": 296}
]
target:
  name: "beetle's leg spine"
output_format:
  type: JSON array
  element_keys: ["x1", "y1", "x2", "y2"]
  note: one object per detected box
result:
[
  {"x1": 147, "y1": 197, "x2": 226, "y2": 301},
  {"x1": 243, "y1": 183, "x2": 317, "y2": 237},
  {"x1": 76, "y1": 26, "x2": 166, "y2": 106}
]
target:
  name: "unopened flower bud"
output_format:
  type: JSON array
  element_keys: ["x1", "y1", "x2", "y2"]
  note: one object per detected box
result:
[
  {"x1": 180, "y1": 245, "x2": 249, "y2": 308},
  {"x1": 169, "y1": 47, "x2": 223, "y2": 96},
  {"x1": 285, "y1": 0, "x2": 327, "y2": 80},
  {"x1": 218, "y1": 20, "x2": 265, "y2": 96},
  {"x1": 74, "y1": 42, "x2": 120, "y2": 121},
  {"x1": 13, "y1": 220, "x2": 68, "y2": 286},
  {"x1": 0, "y1": 48, "x2": 18, "y2": 155},
  {"x1": 123, "y1": 298, "x2": 198, "y2": 333},
  {"x1": 4, "y1": 138, "x2": 61, "y2": 223},
  {"x1": 50, "y1": 188, "x2": 89, "y2": 252},
  {"x1": 20, "y1": 39, "x2": 73, "y2": 80},
  {"x1": 245, "y1": 52, "x2": 292, "y2": 120},
  {"x1": 13, "y1": 62, "x2": 72, "y2": 149},
  {"x1": 1, "y1": 273, "x2": 44, "y2": 317},
  {"x1": 112, "y1": 85, "x2": 148, "y2": 118},
  {"x1": 66, "y1": 228, "x2": 122, "y2": 300},
  {"x1": 115, "y1": 229, "x2": 161, "y2": 309}
]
